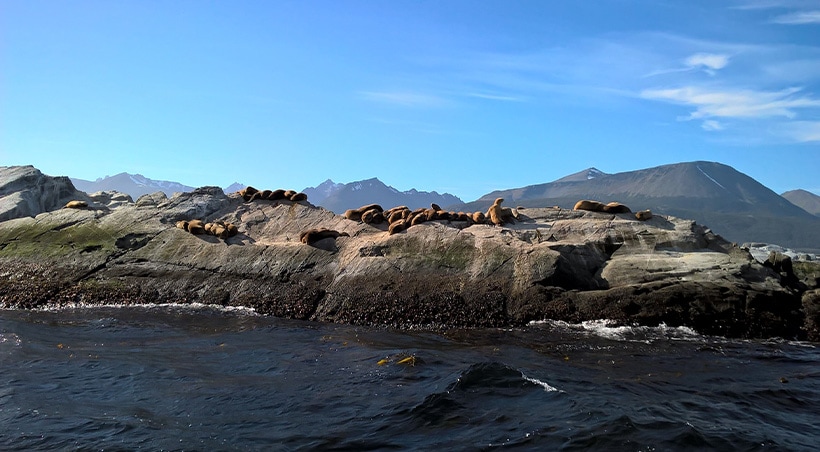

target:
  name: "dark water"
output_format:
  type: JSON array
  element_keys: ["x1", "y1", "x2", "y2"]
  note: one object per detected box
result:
[{"x1": 1, "y1": 305, "x2": 818, "y2": 451}]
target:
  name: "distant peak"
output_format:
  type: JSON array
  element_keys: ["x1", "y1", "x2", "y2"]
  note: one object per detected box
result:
[{"x1": 554, "y1": 167, "x2": 609, "y2": 183}]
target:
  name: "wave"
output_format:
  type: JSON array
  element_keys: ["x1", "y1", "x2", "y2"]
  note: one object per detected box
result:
[
  {"x1": 3, "y1": 302, "x2": 259, "y2": 316},
  {"x1": 530, "y1": 319, "x2": 704, "y2": 343}
]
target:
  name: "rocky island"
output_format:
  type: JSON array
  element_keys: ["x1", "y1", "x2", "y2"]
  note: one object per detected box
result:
[{"x1": 1, "y1": 165, "x2": 818, "y2": 341}]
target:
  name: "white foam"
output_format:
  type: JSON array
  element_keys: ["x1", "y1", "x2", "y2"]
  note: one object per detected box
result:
[
  {"x1": 522, "y1": 373, "x2": 561, "y2": 392},
  {"x1": 19, "y1": 302, "x2": 259, "y2": 316},
  {"x1": 529, "y1": 319, "x2": 703, "y2": 342}
]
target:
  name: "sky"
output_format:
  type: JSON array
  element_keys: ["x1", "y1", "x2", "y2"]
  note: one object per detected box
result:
[{"x1": 2, "y1": 0, "x2": 819, "y2": 201}]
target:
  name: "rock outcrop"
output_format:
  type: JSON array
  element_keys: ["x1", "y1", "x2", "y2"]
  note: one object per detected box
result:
[
  {"x1": 0, "y1": 166, "x2": 93, "y2": 221},
  {"x1": 1, "y1": 166, "x2": 818, "y2": 340}
]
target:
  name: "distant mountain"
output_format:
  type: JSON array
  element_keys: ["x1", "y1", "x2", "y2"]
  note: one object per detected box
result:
[
  {"x1": 223, "y1": 182, "x2": 246, "y2": 195},
  {"x1": 71, "y1": 173, "x2": 196, "y2": 199},
  {"x1": 302, "y1": 179, "x2": 346, "y2": 205},
  {"x1": 71, "y1": 173, "x2": 246, "y2": 199},
  {"x1": 314, "y1": 177, "x2": 463, "y2": 214},
  {"x1": 461, "y1": 161, "x2": 820, "y2": 252},
  {"x1": 782, "y1": 189, "x2": 820, "y2": 217}
]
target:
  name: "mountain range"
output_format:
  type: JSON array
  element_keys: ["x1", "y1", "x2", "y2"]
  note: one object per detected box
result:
[
  {"x1": 302, "y1": 178, "x2": 463, "y2": 214},
  {"x1": 67, "y1": 162, "x2": 819, "y2": 252},
  {"x1": 460, "y1": 161, "x2": 819, "y2": 252}
]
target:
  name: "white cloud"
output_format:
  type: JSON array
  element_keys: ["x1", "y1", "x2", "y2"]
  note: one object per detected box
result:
[
  {"x1": 771, "y1": 10, "x2": 820, "y2": 24},
  {"x1": 641, "y1": 86, "x2": 820, "y2": 119},
  {"x1": 465, "y1": 92, "x2": 526, "y2": 102},
  {"x1": 701, "y1": 120, "x2": 725, "y2": 131},
  {"x1": 685, "y1": 53, "x2": 730, "y2": 71}
]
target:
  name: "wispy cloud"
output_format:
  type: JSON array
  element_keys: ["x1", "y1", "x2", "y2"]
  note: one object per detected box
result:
[
  {"x1": 685, "y1": 53, "x2": 730, "y2": 71},
  {"x1": 780, "y1": 120, "x2": 820, "y2": 142},
  {"x1": 702, "y1": 120, "x2": 725, "y2": 131},
  {"x1": 360, "y1": 91, "x2": 450, "y2": 108},
  {"x1": 641, "y1": 86, "x2": 820, "y2": 119},
  {"x1": 771, "y1": 10, "x2": 820, "y2": 24},
  {"x1": 464, "y1": 92, "x2": 526, "y2": 102}
]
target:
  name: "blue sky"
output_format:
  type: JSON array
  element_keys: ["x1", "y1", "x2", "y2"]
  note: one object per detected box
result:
[{"x1": 2, "y1": 0, "x2": 819, "y2": 201}]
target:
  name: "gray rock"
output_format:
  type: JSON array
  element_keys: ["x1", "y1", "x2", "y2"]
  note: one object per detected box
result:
[{"x1": 0, "y1": 165, "x2": 92, "y2": 221}]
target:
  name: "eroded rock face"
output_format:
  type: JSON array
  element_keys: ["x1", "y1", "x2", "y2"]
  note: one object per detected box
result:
[
  {"x1": 0, "y1": 166, "x2": 93, "y2": 221},
  {"x1": 1, "y1": 166, "x2": 818, "y2": 340}
]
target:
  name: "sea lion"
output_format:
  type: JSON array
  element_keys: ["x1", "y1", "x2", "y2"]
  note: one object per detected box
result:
[
  {"x1": 388, "y1": 219, "x2": 408, "y2": 235},
  {"x1": 259, "y1": 189, "x2": 273, "y2": 200},
  {"x1": 635, "y1": 209, "x2": 653, "y2": 221},
  {"x1": 345, "y1": 204, "x2": 384, "y2": 221},
  {"x1": 573, "y1": 200, "x2": 606, "y2": 212},
  {"x1": 187, "y1": 219, "x2": 206, "y2": 235},
  {"x1": 64, "y1": 200, "x2": 88, "y2": 209},
  {"x1": 387, "y1": 209, "x2": 408, "y2": 224},
  {"x1": 290, "y1": 192, "x2": 308, "y2": 202},
  {"x1": 299, "y1": 228, "x2": 349, "y2": 245},
  {"x1": 361, "y1": 208, "x2": 385, "y2": 224},
  {"x1": 226, "y1": 223, "x2": 238, "y2": 237},
  {"x1": 268, "y1": 189, "x2": 287, "y2": 200},
  {"x1": 175, "y1": 220, "x2": 189, "y2": 231},
  {"x1": 499, "y1": 207, "x2": 518, "y2": 223},
  {"x1": 283, "y1": 189, "x2": 297, "y2": 199},
  {"x1": 602, "y1": 202, "x2": 631, "y2": 214},
  {"x1": 486, "y1": 198, "x2": 505, "y2": 226},
  {"x1": 410, "y1": 212, "x2": 427, "y2": 226},
  {"x1": 240, "y1": 186, "x2": 259, "y2": 201},
  {"x1": 431, "y1": 203, "x2": 442, "y2": 211},
  {"x1": 764, "y1": 251, "x2": 794, "y2": 277},
  {"x1": 472, "y1": 211, "x2": 486, "y2": 223},
  {"x1": 247, "y1": 191, "x2": 266, "y2": 202}
]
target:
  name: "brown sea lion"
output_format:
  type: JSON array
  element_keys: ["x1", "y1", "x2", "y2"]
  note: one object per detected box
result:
[
  {"x1": 64, "y1": 200, "x2": 88, "y2": 209},
  {"x1": 431, "y1": 203, "x2": 442, "y2": 211},
  {"x1": 472, "y1": 211, "x2": 486, "y2": 223},
  {"x1": 387, "y1": 209, "x2": 408, "y2": 224},
  {"x1": 573, "y1": 200, "x2": 606, "y2": 212},
  {"x1": 240, "y1": 186, "x2": 259, "y2": 201},
  {"x1": 388, "y1": 219, "x2": 408, "y2": 235},
  {"x1": 175, "y1": 220, "x2": 189, "y2": 231},
  {"x1": 487, "y1": 198, "x2": 505, "y2": 226},
  {"x1": 266, "y1": 189, "x2": 285, "y2": 200},
  {"x1": 259, "y1": 189, "x2": 273, "y2": 200},
  {"x1": 187, "y1": 219, "x2": 206, "y2": 235},
  {"x1": 635, "y1": 209, "x2": 653, "y2": 221},
  {"x1": 410, "y1": 212, "x2": 427, "y2": 226},
  {"x1": 602, "y1": 202, "x2": 631, "y2": 214},
  {"x1": 226, "y1": 223, "x2": 239, "y2": 237},
  {"x1": 299, "y1": 228, "x2": 349, "y2": 245},
  {"x1": 283, "y1": 189, "x2": 297, "y2": 199},
  {"x1": 345, "y1": 204, "x2": 384, "y2": 221},
  {"x1": 290, "y1": 192, "x2": 308, "y2": 202},
  {"x1": 361, "y1": 208, "x2": 385, "y2": 224}
]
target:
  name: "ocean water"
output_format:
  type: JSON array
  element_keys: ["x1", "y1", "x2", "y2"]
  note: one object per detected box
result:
[{"x1": 1, "y1": 304, "x2": 818, "y2": 451}]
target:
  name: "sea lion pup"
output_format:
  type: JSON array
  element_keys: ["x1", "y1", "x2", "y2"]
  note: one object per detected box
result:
[
  {"x1": 573, "y1": 200, "x2": 606, "y2": 212},
  {"x1": 486, "y1": 198, "x2": 505, "y2": 226},
  {"x1": 635, "y1": 209, "x2": 653, "y2": 221},
  {"x1": 63, "y1": 200, "x2": 88, "y2": 209},
  {"x1": 175, "y1": 220, "x2": 189, "y2": 231},
  {"x1": 289, "y1": 192, "x2": 308, "y2": 202},
  {"x1": 344, "y1": 204, "x2": 383, "y2": 221},
  {"x1": 299, "y1": 228, "x2": 349, "y2": 245},
  {"x1": 472, "y1": 211, "x2": 486, "y2": 223},
  {"x1": 388, "y1": 218, "x2": 408, "y2": 235},
  {"x1": 602, "y1": 202, "x2": 631, "y2": 214},
  {"x1": 187, "y1": 219, "x2": 206, "y2": 235},
  {"x1": 361, "y1": 208, "x2": 385, "y2": 224}
]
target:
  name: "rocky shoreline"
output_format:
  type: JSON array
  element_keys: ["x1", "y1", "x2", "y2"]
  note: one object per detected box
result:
[{"x1": 1, "y1": 166, "x2": 818, "y2": 340}]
